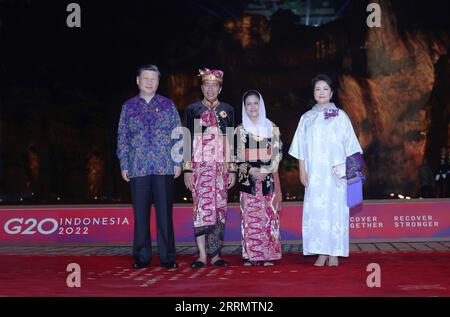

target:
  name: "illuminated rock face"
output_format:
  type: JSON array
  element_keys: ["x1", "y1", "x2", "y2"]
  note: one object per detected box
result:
[
  {"x1": 166, "y1": 73, "x2": 199, "y2": 109},
  {"x1": 338, "y1": 0, "x2": 448, "y2": 196},
  {"x1": 224, "y1": 15, "x2": 271, "y2": 49}
]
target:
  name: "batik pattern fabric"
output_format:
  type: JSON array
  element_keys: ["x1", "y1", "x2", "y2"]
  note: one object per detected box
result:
[
  {"x1": 191, "y1": 108, "x2": 230, "y2": 229},
  {"x1": 191, "y1": 148, "x2": 228, "y2": 229},
  {"x1": 346, "y1": 152, "x2": 366, "y2": 183},
  {"x1": 116, "y1": 94, "x2": 182, "y2": 177},
  {"x1": 234, "y1": 123, "x2": 282, "y2": 196},
  {"x1": 194, "y1": 221, "x2": 225, "y2": 258},
  {"x1": 240, "y1": 181, "x2": 282, "y2": 262}
]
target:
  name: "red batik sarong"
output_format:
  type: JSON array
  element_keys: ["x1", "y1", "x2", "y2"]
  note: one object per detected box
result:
[
  {"x1": 192, "y1": 110, "x2": 228, "y2": 229},
  {"x1": 240, "y1": 181, "x2": 281, "y2": 262}
]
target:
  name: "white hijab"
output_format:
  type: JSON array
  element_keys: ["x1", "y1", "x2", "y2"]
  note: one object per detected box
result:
[{"x1": 242, "y1": 91, "x2": 273, "y2": 138}]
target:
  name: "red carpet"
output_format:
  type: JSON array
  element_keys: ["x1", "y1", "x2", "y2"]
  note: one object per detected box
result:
[{"x1": 1, "y1": 252, "x2": 450, "y2": 297}]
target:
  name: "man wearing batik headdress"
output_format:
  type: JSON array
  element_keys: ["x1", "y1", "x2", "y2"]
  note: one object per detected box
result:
[{"x1": 183, "y1": 68, "x2": 237, "y2": 268}]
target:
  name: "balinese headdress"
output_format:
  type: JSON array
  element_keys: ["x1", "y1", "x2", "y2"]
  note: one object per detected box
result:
[{"x1": 198, "y1": 68, "x2": 224, "y2": 83}]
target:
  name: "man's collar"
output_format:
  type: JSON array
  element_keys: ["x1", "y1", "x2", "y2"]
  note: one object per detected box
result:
[
  {"x1": 202, "y1": 98, "x2": 220, "y2": 109},
  {"x1": 139, "y1": 93, "x2": 157, "y2": 103}
]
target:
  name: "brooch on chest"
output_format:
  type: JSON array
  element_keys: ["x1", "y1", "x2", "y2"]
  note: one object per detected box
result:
[
  {"x1": 252, "y1": 135, "x2": 264, "y2": 142},
  {"x1": 219, "y1": 110, "x2": 227, "y2": 118},
  {"x1": 324, "y1": 109, "x2": 339, "y2": 120}
]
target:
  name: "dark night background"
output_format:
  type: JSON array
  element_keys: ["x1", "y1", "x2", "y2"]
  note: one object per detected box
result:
[{"x1": 0, "y1": 0, "x2": 449, "y2": 205}]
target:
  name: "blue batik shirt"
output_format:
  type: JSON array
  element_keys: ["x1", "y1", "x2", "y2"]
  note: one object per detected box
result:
[{"x1": 116, "y1": 94, "x2": 182, "y2": 177}]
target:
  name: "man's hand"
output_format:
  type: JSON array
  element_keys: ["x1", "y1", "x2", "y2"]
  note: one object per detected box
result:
[
  {"x1": 184, "y1": 173, "x2": 194, "y2": 192},
  {"x1": 228, "y1": 173, "x2": 236, "y2": 189},
  {"x1": 174, "y1": 166, "x2": 182, "y2": 179},
  {"x1": 121, "y1": 170, "x2": 130, "y2": 182}
]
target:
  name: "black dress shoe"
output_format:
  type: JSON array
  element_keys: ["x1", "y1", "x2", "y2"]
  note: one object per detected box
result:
[
  {"x1": 160, "y1": 262, "x2": 179, "y2": 269},
  {"x1": 211, "y1": 259, "x2": 229, "y2": 267},
  {"x1": 132, "y1": 262, "x2": 149, "y2": 269},
  {"x1": 190, "y1": 261, "x2": 206, "y2": 269}
]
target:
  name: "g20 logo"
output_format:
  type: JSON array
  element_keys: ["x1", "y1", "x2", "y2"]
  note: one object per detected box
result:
[{"x1": 4, "y1": 218, "x2": 59, "y2": 235}]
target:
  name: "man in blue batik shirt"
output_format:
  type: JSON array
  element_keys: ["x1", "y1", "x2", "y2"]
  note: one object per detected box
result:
[{"x1": 117, "y1": 64, "x2": 182, "y2": 269}]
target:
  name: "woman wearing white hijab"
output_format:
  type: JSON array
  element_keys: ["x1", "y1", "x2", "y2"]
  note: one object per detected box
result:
[{"x1": 235, "y1": 90, "x2": 283, "y2": 266}]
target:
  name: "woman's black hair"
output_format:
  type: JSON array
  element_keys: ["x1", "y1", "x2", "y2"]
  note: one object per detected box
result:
[
  {"x1": 311, "y1": 74, "x2": 334, "y2": 92},
  {"x1": 242, "y1": 90, "x2": 261, "y2": 103}
]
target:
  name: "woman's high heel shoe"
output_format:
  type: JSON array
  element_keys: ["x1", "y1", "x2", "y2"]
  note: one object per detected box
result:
[
  {"x1": 328, "y1": 256, "x2": 339, "y2": 267},
  {"x1": 313, "y1": 255, "x2": 329, "y2": 267}
]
